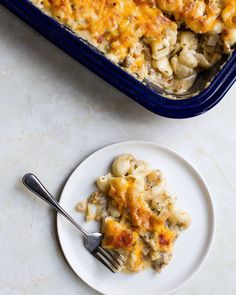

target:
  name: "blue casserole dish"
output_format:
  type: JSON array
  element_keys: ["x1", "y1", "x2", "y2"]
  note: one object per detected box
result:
[{"x1": 1, "y1": 0, "x2": 236, "y2": 118}]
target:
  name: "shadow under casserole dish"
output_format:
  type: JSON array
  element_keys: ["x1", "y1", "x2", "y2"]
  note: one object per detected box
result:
[
  {"x1": 76, "y1": 154, "x2": 191, "y2": 273},
  {"x1": 31, "y1": 0, "x2": 236, "y2": 96}
]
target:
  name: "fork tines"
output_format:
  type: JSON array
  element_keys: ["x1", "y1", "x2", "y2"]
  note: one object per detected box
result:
[{"x1": 93, "y1": 247, "x2": 124, "y2": 273}]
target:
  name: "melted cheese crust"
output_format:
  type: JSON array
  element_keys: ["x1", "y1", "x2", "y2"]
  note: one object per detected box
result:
[
  {"x1": 105, "y1": 178, "x2": 175, "y2": 256},
  {"x1": 102, "y1": 217, "x2": 145, "y2": 271},
  {"x1": 33, "y1": 0, "x2": 236, "y2": 45},
  {"x1": 126, "y1": 181, "x2": 175, "y2": 252},
  {"x1": 35, "y1": 0, "x2": 176, "y2": 60},
  {"x1": 152, "y1": 0, "x2": 236, "y2": 34},
  {"x1": 32, "y1": 0, "x2": 235, "y2": 95},
  {"x1": 102, "y1": 218, "x2": 135, "y2": 248}
]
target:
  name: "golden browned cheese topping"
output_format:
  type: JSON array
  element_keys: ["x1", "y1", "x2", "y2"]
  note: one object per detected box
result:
[
  {"x1": 102, "y1": 217, "x2": 145, "y2": 272},
  {"x1": 126, "y1": 179, "x2": 175, "y2": 252},
  {"x1": 40, "y1": 0, "x2": 236, "y2": 37},
  {"x1": 104, "y1": 178, "x2": 175, "y2": 254},
  {"x1": 222, "y1": 0, "x2": 236, "y2": 29},
  {"x1": 102, "y1": 218, "x2": 135, "y2": 250},
  {"x1": 37, "y1": 0, "x2": 176, "y2": 60},
  {"x1": 154, "y1": 0, "x2": 236, "y2": 33},
  {"x1": 108, "y1": 177, "x2": 129, "y2": 213}
]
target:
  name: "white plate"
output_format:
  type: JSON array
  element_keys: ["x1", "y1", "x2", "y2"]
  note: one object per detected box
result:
[{"x1": 57, "y1": 141, "x2": 215, "y2": 295}]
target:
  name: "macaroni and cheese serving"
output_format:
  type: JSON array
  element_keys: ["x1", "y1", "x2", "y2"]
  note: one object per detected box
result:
[
  {"x1": 32, "y1": 0, "x2": 236, "y2": 95},
  {"x1": 76, "y1": 154, "x2": 191, "y2": 273}
]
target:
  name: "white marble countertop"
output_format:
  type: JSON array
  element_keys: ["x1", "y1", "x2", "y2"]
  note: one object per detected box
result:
[{"x1": 1, "y1": 5, "x2": 236, "y2": 295}]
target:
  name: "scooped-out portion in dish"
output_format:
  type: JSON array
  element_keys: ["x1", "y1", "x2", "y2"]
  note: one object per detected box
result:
[
  {"x1": 31, "y1": 0, "x2": 235, "y2": 95},
  {"x1": 76, "y1": 154, "x2": 191, "y2": 273}
]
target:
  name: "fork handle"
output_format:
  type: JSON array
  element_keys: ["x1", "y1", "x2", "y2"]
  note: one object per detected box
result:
[{"x1": 22, "y1": 173, "x2": 88, "y2": 236}]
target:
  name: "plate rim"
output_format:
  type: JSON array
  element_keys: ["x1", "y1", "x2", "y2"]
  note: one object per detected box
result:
[{"x1": 57, "y1": 140, "x2": 215, "y2": 295}]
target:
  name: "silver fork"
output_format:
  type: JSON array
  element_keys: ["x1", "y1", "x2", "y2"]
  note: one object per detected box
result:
[{"x1": 22, "y1": 173, "x2": 123, "y2": 273}]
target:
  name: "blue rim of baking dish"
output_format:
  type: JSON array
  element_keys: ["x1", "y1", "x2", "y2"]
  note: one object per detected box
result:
[{"x1": 1, "y1": 0, "x2": 236, "y2": 119}]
